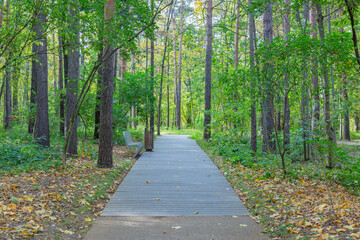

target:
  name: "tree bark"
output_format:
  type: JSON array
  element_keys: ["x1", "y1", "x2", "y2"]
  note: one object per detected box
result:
[
  {"x1": 343, "y1": 73, "x2": 350, "y2": 140},
  {"x1": 28, "y1": 44, "x2": 37, "y2": 134},
  {"x1": 172, "y1": 16, "x2": 178, "y2": 128},
  {"x1": 34, "y1": 12, "x2": 50, "y2": 147},
  {"x1": 262, "y1": 2, "x2": 275, "y2": 152},
  {"x1": 98, "y1": 0, "x2": 115, "y2": 168},
  {"x1": 157, "y1": 4, "x2": 173, "y2": 135},
  {"x1": 66, "y1": 4, "x2": 79, "y2": 155},
  {"x1": 283, "y1": 0, "x2": 291, "y2": 149},
  {"x1": 94, "y1": 32, "x2": 103, "y2": 139},
  {"x1": 12, "y1": 67, "x2": 18, "y2": 111},
  {"x1": 355, "y1": 114, "x2": 359, "y2": 132},
  {"x1": 248, "y1": 0, "x2": 257, "y2": 155},
  {"x1": 316, "y1": 3, "x2": 335, "y2": 167},
  {"x1": 310, "y1": 3, "x2": 320, "y2": 129},
  {"x1": 59, "y1": 35, "x2": 65, "y2": 136},
  {"x1": 203, "y1": 0, "x2": 213, "y2": 140},
  {"x1": 4, "y1": 64, "x2": 11, "y2": 129},
  {"x1": 176, "y1": 0, "x2": 184, "y2": 130}
]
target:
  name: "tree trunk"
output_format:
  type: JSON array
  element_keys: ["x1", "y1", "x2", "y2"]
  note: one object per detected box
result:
[
  {"x1": 172, "y1": 16, "x2": 178, "y2": 128},
  {"x1": 176, "y1": 0, "x2": 184, "y2": 130},
  {"x1": 167, "y1": 50, "x2": 170, "y2": 129},
  {"x1": 12, "y1": 67, "x2": 18, "y2": 111},
  {"x1": 59, "y1": 35, "x2": 65, "y2": 136},
  {"x1": 66, "y1": 4, "x2": 79, "y2": 155},
  {"x1": 28, "y1": 44, "x2": 37, "y2": 134},
  {"x1": 94, "y1": 35, "x2": 103, "y2": 139},
  {"x1": 283, "y1": 0, "x2": 291, "y2": 149},
  {"x1": 4, "y1": 65, "x2": 11, "y2": 129},
  {"x1": 34, "y1": 12, "x2": 50, "y2": 147},
  {"x1": 343, "y1": 73, "x2": 350, "y2": 140},
  {"x1": 316, "y1": 3, "x2": 335, "y2": 167},
  {"x1": 262, "y1": 2, "x2": 275, "y2": 153},
  {"x1": 98, "y1": 0, "x2": 115, "y2": 168},
  {"x1": 310, "y1": 3, "x2": 320, "y2": 129},
  {"x1": 248, "y1": 0, "x2": 257, "y2": 155},
  {"x1": 203, "y1": 0, "x2": 212, "y2": 140},
  {"x1": 355, "y1": 114, "x2": 359, "y2": 132},
  {"x1": 157, "y1": 4, "x2": 173, "y2": 135}
]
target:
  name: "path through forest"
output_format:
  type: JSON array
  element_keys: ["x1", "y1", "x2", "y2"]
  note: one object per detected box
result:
[{"x1": 85, "y1": 135, "x2": 267, "y2": 239}]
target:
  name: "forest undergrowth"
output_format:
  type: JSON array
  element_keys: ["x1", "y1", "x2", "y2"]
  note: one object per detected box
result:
[
  {"x1": 0, "y1": 126, "x2": 137, "y2": 239},
  {"x1": 198, "y1": 135, "x2": 360, "y2": 240}
]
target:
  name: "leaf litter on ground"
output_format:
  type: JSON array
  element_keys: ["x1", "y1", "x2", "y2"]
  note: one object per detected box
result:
[
  {"x1": 0, "y1": 145, "x2": 135, "y2": 239},
  {"x1": 211, "y1": 154, "x2": 360, "y2": 240}
]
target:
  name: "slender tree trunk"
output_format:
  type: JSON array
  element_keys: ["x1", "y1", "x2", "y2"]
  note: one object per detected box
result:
[
  {"x1": 34, "y1": 12, "x2": 50, "y2": 147},
  {"x1": 172, "y1": 16, "x2": 178, "y2": 128},
  {"x1": 12, "y1": 67, "x2": 18, "y2": 111},
  {"x1": 28, "y1": 45, "x2": 37, "y2": 134},
  {"x1": 316, "y1": 3, "x2": 335, "y2": 167},
  {"x1": 66, "y1": 4, "x2": 79, "y2": 155},
  {"x1": 98, "y1": 0, "x2": 115, "y2": 168},
  {"x1": 131, "y1": 54, "x2": 137, "y2": 129},
  {"x1": 301, "y1": 2, "x2": 310, "y2": 161},
  {"x1": 233, "y1": 0, "x2": 240, "y2": 128},
  {"x1": 262, "y1": 2, "x2": 275, "y2": 152},
  {"x1": 355, "y1": 114, "x2": 359, "y2": 132},
  {"x1": 310, "y1": 3, "x2": 320, "y2": 130},
  {"x1": 53, "y1": 33, "x2": 57, "y2": 90},
  {"x1": 94, "y1": 34, "x2": 103, "y2": 139},
  {"x1": 248, "y1": 0, "x2": 257, "y2": 155},
  {"x1": 343, "y1": 73, "x2": 350, "y2": 140},
  {"x1": 283, "y1": 0, "x2": 291, "y2": 149},
  {"x1": 59, "y1": 35, "x2": 65, "y2": 136},
  {"x1": 157, "y1": 5, "x2": 173, "y2": 135},
  {"x1": 4, "y1": 65, "x2": 11, "y2": 129},
  {"x1": 167, "y1": 50, "x2": 170, "y2": 129},
  {"x1": 339, "y1": 10, "x2": 350, "y2": 141},
  {"x1": 3, "y1": 2, "x2": 11, "y2": 129},
  {"x1": 344, "y1": 0, "x2": 360, "y2": 67},
  {"x1": 176, "y1": 0, "x2": 184, "y2": 130},
  {"x1": 203, "y1": 0, "x2": 213, "y2": 140}
]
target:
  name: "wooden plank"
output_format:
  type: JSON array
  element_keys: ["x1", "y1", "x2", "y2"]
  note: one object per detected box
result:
[{"x1": 101, "y1": 135, "x2": 249, "y2": 217}]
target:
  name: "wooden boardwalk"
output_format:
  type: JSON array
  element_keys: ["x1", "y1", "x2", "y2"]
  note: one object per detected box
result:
[{"x1": 101, "y1": 135, "x2": 249, "y2": 217}]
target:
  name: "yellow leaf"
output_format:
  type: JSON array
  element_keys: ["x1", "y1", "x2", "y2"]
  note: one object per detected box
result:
[
  {"x1": 146, "y1": 181, "x2": 151, "y2": 184},
  {"x1": 350, "y1": 232, "x2": 360, "y2": 238},
  {"x1": 59, "y1": 228, "x2": 74, "y2": 235},
  {"x1": 155, "y1": 198, "x2": 160, "y2": 201},
  {"x1": 194, "y1": 211, "x2": 199, "y2": 215},
  {"x1": 70, "y1": 211, "x2": 77, "y2": 216},
  {"x1": 85, "y1": 218, "x2": 92, "y2": 222},
  {"x1": 9, "y1": 203, "x2": 17, "y2": 211}
]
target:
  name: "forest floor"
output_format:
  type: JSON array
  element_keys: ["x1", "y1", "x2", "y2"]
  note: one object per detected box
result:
[
  {"x1": 0, "y1": 145, "x2": 136, "y2": 240},
  {"x1": 198, "y1": 140, "x2": 360, "y2": 240}
]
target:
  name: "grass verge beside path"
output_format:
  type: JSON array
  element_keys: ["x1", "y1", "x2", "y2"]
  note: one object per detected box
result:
[
  {"x1": 198, "y1": 140, "x2": 360, "y2": 240},
  {"x1": 0, "y1": 145, "x2": 136, "y2": 239}
]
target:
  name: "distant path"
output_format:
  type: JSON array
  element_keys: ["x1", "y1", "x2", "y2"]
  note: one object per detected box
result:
[
  {"x1": 85, "y1": 135, "x2": 267, "y2": 240},
  {"x1": 338, "y1": 141, "x2": 360, "y2": 146}
]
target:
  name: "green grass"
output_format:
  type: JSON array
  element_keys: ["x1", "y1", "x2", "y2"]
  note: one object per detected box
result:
[
  {"x1": 160, "y1": 127, "x2": 202, "y2": 138},
  {"x1": 350, "y1": 132, "x2": 360, "y2": 141}
]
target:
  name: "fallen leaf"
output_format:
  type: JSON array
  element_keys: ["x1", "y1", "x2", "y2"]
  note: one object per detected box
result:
[
  {"x1": 59, "y1": 228, "x2": 74, "y2": 235},
  {"x1": 239, "y1": 224, "x2": 247, "y2": 229},
  {"x1": 193, "y1": 211, "x2": 199, "y2": 215},
  {"x1": 85, "y1": 218, "x2": 92, "y2": 222}
]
